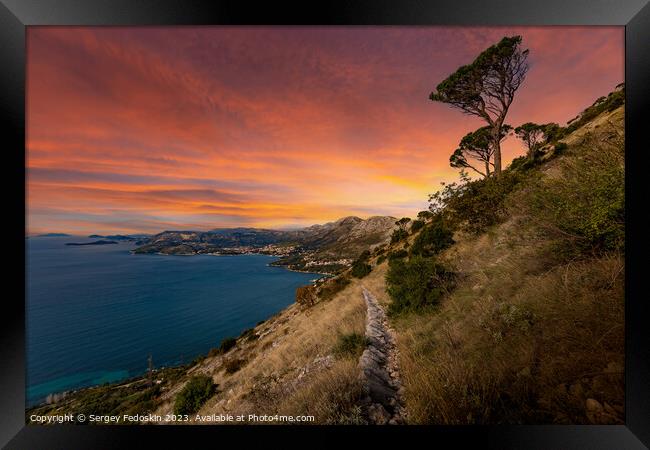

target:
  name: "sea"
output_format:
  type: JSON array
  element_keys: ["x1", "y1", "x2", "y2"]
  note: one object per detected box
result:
[{"x1": 26, "y1": 236, "x2": 316, "y2": 407}]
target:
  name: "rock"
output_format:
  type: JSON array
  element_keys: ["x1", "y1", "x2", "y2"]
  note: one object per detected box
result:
[
  {"x1": 360, "y1": 287, "x2": 405, "y2": 424},
  {"x1": 585, "y1": 398, "x2": 604, "y2": 424},
  {"x1": 368, "y1": 404, "x2": 391, "y2": 425},
  {"x1": 586, "y1": 398, "x2": 603, "y2": 411},
  {"x1": 364, "y1": 368, "x2": 394, "y2": 389}
]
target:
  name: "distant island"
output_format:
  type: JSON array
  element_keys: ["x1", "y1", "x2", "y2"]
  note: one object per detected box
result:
[
  {"x1": 88, "y1": 234, "x2": 149, "y2": 241},
  {"x1": 65, "y1": 240, "x2": 119, "y2": 246},
  {"x1": 36, "y1": 233, "x2": 71, "y2": 237}
]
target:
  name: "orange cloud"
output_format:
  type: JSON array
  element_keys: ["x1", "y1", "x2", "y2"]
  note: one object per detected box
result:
[{"x1": 26, "y1": 26, "x2": 623, "y2": 235}]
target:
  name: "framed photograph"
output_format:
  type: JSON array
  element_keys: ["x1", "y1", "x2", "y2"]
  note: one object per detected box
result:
[{"x1": 2, "y1": 0, "x2": 649, "y2": 448}]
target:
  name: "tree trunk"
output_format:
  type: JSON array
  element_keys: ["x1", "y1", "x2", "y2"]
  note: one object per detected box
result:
[
  {"x1": 493, "y1": 143, "x2": 502, "y2": 174},
  {"x1": 485, "y1": 160, "x2": 491, "y2": 177},
  {"x1": 493, "y1": 125, "x2": 503, "y2": 175}
]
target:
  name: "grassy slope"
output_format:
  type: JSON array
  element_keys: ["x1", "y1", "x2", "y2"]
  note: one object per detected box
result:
[
  {"x1": 148, "y1": 275, "x2": 369, "y2": 424},
  {"x1": 365, "y1": 106, "x2": 625, "y2": 424}
]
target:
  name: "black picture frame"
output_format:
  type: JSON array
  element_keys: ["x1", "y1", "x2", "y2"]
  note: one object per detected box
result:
[{"x1": 1, "y1": 1, "x2": 648, "y2": 448}]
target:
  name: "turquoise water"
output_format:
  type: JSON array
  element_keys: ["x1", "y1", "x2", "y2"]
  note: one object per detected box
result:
[{"x1": 26, "y1": 236, "x2": 315, "y2": 406}]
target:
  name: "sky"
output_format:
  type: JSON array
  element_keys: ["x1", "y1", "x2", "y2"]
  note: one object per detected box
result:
[{"x1": 26, "y1": 26, "x2": 624, "y2": 235}]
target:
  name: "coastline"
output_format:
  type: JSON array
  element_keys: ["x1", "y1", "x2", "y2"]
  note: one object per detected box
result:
[
  {"x1": 131, "y1": 248, "x2": 338, "y2": 278},
  {"x1": 279, "y1": 265, "x2": 334, "y2": 278}
]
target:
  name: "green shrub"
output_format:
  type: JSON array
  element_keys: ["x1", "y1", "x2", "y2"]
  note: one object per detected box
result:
[
  {"x1": 553, "y1": 142, "x2": 568, "y2": 154},
  {"x1": 319, "y1": 276, "x2": 350, "y2": 301},
  {"x1": 351, "y1": 262, "x2": 372, "y2": 278},
  {"x1": 508, "y1": 155, "x2": 539, "y2": 172},
  {"x1": 410, "y1": 219, "x2": 425, "y2": 233},
  {"x1": 217, "y1": 337, "x2": 236, "y2": 354},
  {"x1": 376, "y1": 254, "x2": 387, "y2": 265},
  {"x1": 224, "y1": 358, "x2": 246, "y2": 374},
  {"x1": 349, "y1": 251, "x2": 372, "y2": 278},
  {"x1": 430, "y1": 170, "x2": 526, "y2": 234},
  {"x1": 333, "y1": 333, "x2": 369, "y2": 359},
  {"x1": 525, "y1": 132, "x2": 624, "y2": 256},
  {"x1": 388, "y1": 249, "x2": 408, "y2": 260},
  {"x1": 385, "y1": 256, "x2": 453, "y2": 315},
  {"x1": 208, "y1": 339, "x2": 236, "y2": 357},
  {"x1": 565, "y1": 85, "x2": 624, "y2": 135},
  {"x1": 390, "y1": 228, "x2": 409, "y2": 244},
  {"x1": 173, "y1": 375, "x2": 216, "y2": 415},
  {"x1": 410, "y1": 217, "x2": 454, "y2": 257},
  {"x1": 356, "y1": 250, "x2": 371, "y2": 262}
]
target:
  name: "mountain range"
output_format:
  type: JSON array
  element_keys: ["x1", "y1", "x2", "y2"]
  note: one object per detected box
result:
[{"x1": 132, "y1": 215, "x2": 397, "y2": 273}]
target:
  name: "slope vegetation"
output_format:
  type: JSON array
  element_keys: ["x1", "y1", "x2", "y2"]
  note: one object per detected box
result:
[{"x1": 367, "y1": 104, "x2": 625, "y2": 424}]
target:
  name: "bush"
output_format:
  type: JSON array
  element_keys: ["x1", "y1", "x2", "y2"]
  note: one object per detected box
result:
[
  {"x1": 388, "y1": 249, "x2": 408, "y2": 260},
  {"x1": 410, "y1": 217, "x2": 454, "y2": 257},
  {"x1": 508, "y1": 155, "x2": 539, "y2": 172},
  {"x1": 565, "y1": 85, "x2": 624, "y2": 135},
  {"x1": 390, "y1": 228, "x2": 409, "y2": 244},
  {"x1": 173, "y1": 375, "x2": 216, "y2": 415},
  {"x1": 217, "y1": 337, "x2": 237, "y2": 353},
  {"x1": 553, "y1": 142, "x2": 568, "y2": 154},
  {"x1": 410, "y1": 219, "x2": 425, "y2": 233},
  {"x1": 376, "y1": 254, "x2": 387, "y2": 265},
  {"x1": 525, "y1": 132, "x2": 624, "y2": 256},
  {"x1": 224, "y1": 358, "x2": 246, "y2": 374},
  {"x1": 356, "y1": 250, "x2": 371, "y2": 262},
  {"x1": 319, "y1": 276, "x2": 350, "y2": 301},
  {"x1": 349, "y1": 251, "x2": 372, "y2": 278},
  {"x1": 430, "y1": 170, "x2": 526, "y2": 234},
  {"x1": 351, "y1": 262, "x2": 371, "y2": 278},
  {"x1": 333, "y1": 333, "x2": 369, "y2": 359},
  {"x1": 385, "y1": 256, "x2": 453, "y2": 315}
]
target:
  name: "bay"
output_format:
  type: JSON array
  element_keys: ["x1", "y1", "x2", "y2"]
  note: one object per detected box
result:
[{"x1": 26, "y1": 236, "x2": 315, "y2": 406}]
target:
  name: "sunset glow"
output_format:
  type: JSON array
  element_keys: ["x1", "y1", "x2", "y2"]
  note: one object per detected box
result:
[{"x1": 27, "y1": 26, "x2": 623, "y2": 235}]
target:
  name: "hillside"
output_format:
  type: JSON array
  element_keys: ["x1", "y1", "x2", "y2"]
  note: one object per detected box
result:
[
  {"x1": 27, "y1": 93, "x2": 625, "y2": 426},
  {"x1": 369, "y1": 103, "x2": 625, "y2": 424}
]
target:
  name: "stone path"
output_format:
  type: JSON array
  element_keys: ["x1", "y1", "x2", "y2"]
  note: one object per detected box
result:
[{"x1": 358, "y1": 287, "x2": 406, "y2": 425}]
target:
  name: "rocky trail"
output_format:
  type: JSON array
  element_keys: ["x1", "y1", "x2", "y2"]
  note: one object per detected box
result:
[{"x1": 359, "y1": 287, "x2": 406, "y2": 424}]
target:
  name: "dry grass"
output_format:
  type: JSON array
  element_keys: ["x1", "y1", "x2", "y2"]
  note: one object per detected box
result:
[
  {"x1": 275, "y1": 359, "x2": 367, "y2": 424},
  {"x1": 394, "y1": 235, "x2": 624, "y2": 424}
]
